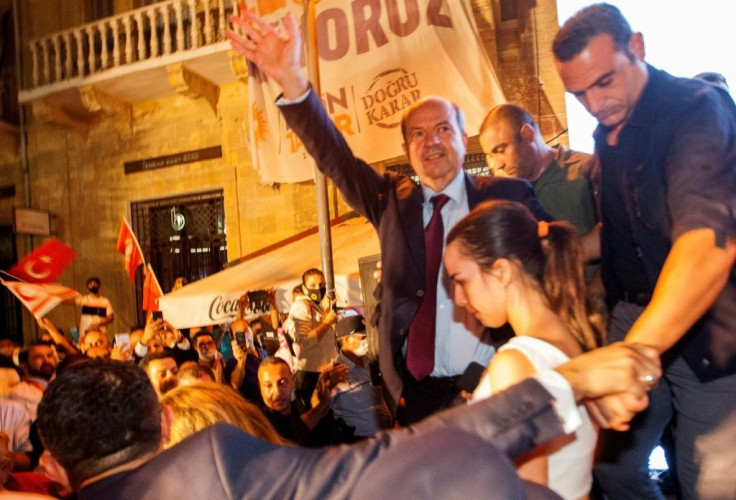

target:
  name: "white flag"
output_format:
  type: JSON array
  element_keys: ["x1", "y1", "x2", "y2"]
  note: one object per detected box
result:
[{"x1": 1, "y1": 280, "x2": 80, "y2": 319}]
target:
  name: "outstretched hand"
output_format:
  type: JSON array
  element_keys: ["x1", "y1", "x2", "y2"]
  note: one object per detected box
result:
[{"x1": 226, "y1": 4, "x2": 308, "y2": 98}]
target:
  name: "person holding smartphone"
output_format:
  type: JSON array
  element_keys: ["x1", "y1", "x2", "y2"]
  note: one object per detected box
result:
[
  {"x1": 288, "y1": 269, "x2": 338, "y2": 408},
  {"x1": 227, "y1": 293, "x2": 268, "y2": 406}
]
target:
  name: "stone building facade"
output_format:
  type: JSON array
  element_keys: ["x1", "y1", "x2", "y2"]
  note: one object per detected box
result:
[{"x1": 0, "y1": 0, "x2": 569, "y2": 342}]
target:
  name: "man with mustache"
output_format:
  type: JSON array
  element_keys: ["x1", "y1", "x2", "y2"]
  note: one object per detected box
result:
[{"x1": 10, "y1": 341, "x2": 58, "y2": 421}]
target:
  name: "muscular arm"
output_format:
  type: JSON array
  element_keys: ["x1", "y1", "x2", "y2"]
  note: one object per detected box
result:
[
  {"x1": 625, "y1": 229, "x2": 736, "y2": 351},
  {"x1": 628, "y1": 89, "x2": 736, "y2": 351}
]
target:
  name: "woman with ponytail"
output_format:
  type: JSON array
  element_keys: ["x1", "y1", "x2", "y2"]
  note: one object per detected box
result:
[{"x1": 444, "y1": 200, "x2": 603, "y2": 500}]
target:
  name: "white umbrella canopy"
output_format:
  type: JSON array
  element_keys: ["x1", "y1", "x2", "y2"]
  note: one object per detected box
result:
[{"x1": 158, "y1": 216, "x2": 380, "y2": 329}]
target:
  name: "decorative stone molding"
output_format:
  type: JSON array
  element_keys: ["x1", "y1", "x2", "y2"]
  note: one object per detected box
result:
[
  {"x1": 228, "y1": 50, "x2": 250, "y2": 84},
  {"x1": 166, "y1": 63, "x2": 220, "y2": 115},
  {"x1": 79, "y1": 85, "x2": 133, "y2": 138}
]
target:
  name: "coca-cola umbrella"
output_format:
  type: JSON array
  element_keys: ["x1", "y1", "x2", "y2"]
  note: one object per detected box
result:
[{"x1": 158, "y1": 215, "x2": 380, "y2": 329}]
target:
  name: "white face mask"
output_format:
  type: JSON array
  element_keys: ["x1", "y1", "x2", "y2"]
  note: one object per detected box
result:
[{"x1": 352, "y1": 340, "x2": 369, "y2": 357}]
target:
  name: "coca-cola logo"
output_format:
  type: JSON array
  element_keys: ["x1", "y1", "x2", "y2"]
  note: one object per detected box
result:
[
  {"x1": 208, "y1": 295, "x2": 239, "y2": 322},
  {"x1": 208, "y1": 294, "x2": 272, "y2": 322}
]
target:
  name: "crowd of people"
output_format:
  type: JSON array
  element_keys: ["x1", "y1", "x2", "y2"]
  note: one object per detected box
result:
[{"x1": 0, "y1": 2, "x2": 733, "y2": 499}]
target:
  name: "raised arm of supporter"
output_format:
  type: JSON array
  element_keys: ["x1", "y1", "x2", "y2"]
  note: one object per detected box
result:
[
  {"x1": 135, "y1": 315, "x2": 163, "y2": 357},
  {"x1": 625, "y1": 229, "x2": 736, "y2": 352},
  {"x1": 37, "y1": 317, "x2": 79, "y2": 356},
  {"x1": 166, "y1": 323, "x2": 191, "y2": 350},
  {"x1": 227, "y1": 8, "x2": 308, "y2": 99},
  {"x1": 229, "y1": 340, "x2": 249, "y2": 391},
  {"x1": 293, "y1": 297, "x2": 337, "y2": 347},
  {"x1": 302, "y1": 369, "x2": 333, "y2": 430},
  {"x1": 230, "y1": 294, "x2": 249, "y2": 335},
  {"x1": 110, "y1": 343, "x2": 133, "y2": 362},
  {"x1": 267, "y1": 288, "x2": 281, "y2": 329}
]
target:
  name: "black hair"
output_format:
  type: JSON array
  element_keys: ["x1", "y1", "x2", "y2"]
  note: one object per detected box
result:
[
  {"x1": 447, "y1": 200, "x2": 603, "y2": 351},
  {"x1": 258, "y1": 356, "x2": 291, "y2": 373},
  {"x1": 553, "y1": 3, "x2": 634, "y2": 62},
  {"x1": 192, "y1": 330, "x2": 214, "y2": 348},
  {"x1": 301, "y1": 268, "x2": 324, "y2": 284},
  {"x1": 36, "y1": 360, "x2": 161, "y2": 490},
  {"x1": 139, "y1": 351, "x2": 176, "y2": 372},
  {"x1": 85, "y1": 277, "x2": 101, "y2": 287},
  {"x1": 479, "y1": 103, "x2": 538, "y2": 138}
]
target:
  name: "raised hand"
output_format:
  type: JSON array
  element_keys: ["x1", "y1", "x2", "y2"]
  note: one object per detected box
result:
[{"x1": 226, "y1": 5, "x2": 308, "y2": 98}]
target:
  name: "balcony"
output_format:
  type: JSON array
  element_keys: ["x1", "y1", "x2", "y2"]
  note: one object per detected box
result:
[{"x1": 18, "y1": 0, "x2": 248, "y2": 122}]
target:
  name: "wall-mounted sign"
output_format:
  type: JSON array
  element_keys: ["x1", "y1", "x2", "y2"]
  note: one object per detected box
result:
[
  {"x1": 13, "y1": 207, "x2": 52, "y2": 236},
  {"x1": 124, "y1": 145, "x2": 222, "y2": 174}
]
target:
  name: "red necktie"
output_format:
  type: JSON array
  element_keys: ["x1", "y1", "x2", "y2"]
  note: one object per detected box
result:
[{"x1": 406, "y1": 194, "x2": 450, "y2": 380}]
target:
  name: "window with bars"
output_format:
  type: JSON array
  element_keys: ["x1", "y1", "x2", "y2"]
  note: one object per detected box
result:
[
  {"x1": 384, "y1": 152, "x2": 492, "y2": 181},
  {"x1": 130, "y1": 189, "x2": 227, "y2": 324}
]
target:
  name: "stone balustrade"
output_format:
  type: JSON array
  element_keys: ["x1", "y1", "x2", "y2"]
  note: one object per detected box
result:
[{"x1": 27, "y1": 0, "x2": 239, "y2": 89}]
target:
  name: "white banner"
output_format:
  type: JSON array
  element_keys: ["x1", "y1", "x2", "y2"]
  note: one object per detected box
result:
[{"x1": 246, "y1": 0, "x2": 505, "y2": 183}]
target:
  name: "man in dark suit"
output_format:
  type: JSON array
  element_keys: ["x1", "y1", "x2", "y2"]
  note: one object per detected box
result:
[
  {"x1": 36, "y1": 344, "x2": 659, "y2": 499},
  {"x1": 227, "y1": 12, "x2": 550, "y2": 424}
]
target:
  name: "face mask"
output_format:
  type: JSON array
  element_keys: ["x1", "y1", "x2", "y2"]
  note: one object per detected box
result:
[
  {"x1": 304, "y1": 285, "x2": 326, "y2": 303},
  {"x1": 88, "y1": 286, "x2": 99, "y2": 294},
  {"x1": 353, "y1": 340, "x2": 369, "y2": 357}
]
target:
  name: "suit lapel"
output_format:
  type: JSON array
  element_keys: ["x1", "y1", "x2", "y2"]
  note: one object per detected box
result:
[
  {"x1": 464, "y1": 173, "x2": 481, "y2": 209},
  {"x1": 396, "y1": 178, "x2": 426, "y2": 280}
]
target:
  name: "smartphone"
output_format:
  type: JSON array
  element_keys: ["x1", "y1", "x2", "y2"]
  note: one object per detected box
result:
[
  {"x1": 69, "y1": 326, "x2": 79, "y2": 344},
  {"x1": 235, "y1": 331, "x2": 246, "y2": 347},
  {"x1": 457, "y1": 361, "x2": 486, "y2": 393},
  {"x1": 152, "y1": 310, "x2": 164, "y2": 321},
  {"x1": 115, "y1": 332, "x2": 131, "y2": 349}
]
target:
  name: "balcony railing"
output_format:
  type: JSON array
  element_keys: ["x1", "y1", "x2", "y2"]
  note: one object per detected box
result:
[{"x1": 27, "y1": 0, "x2": 240, "y2": 90}]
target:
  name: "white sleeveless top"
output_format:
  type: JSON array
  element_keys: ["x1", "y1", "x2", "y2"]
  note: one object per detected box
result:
[{"x1": 473, "y1": 336, "x2": 596, "y2": 500}]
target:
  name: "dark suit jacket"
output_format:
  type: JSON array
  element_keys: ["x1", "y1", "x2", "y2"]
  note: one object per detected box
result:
[
  {"x1": 280, "y1": 90, "x2": 550, "y2": 411},
  {"x1": 79, "y1": 379, "x2": 563, "y2": 500}
]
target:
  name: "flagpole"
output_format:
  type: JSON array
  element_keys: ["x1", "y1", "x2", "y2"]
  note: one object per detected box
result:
[{"x1": 303, "y1": 0, "x2": 336, "y2": 300}]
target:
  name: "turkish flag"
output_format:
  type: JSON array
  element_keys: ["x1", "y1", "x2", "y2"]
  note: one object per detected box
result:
[
  {"x1": 8, "y1": 239, "x2": 76, "y2": 284},
  {"x1": 1, "y1": 280, "x2": 80, "y2": 319},
  {"x1": 116, "y1": 218, "x2": 145, "y2": 282},
  {"x1": 142, "y1": 264, "x2": 163, "y2": 312}
]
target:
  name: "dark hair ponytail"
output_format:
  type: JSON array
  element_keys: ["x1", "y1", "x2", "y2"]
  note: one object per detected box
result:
[
  {"x1": 447, "y1": 200, "x2": 603, "y2": 351},
  {"x1": 540, "y1": 221, "x2": 603, "y2": 351}
]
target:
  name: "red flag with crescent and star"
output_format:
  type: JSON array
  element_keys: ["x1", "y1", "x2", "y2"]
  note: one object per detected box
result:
[
  {"x1": 1, "y1": 280, "x2": 80, "y2": 319},
  {"x1": 116, "y1": 218, "x2": 145, "y2": 282},
  {"x1": 7, "y1": 239, "x2": 76, "y2": 284}
]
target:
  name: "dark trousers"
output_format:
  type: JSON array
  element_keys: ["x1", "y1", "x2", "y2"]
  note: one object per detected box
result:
[
  {"x1": 594, "y1": 301, "x2": 736, "y2": 500},
  {"x1": 399, "y1": 373, "x2": 462, "y2": 426}
]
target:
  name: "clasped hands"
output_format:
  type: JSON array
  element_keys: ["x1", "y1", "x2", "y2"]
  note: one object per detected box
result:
[{"x1": 556, "y1": 342, "x2": 661, "y2": 431}]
